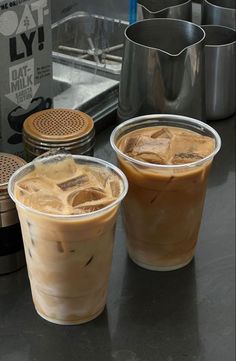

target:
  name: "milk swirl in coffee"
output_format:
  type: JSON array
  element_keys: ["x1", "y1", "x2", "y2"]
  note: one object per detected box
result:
[
  {"x1": 12, "y1": 156, "x2": 126, "y2": 324},
  {"x1": 116, "y1": 125, "x2": 216, "y2": 270}
]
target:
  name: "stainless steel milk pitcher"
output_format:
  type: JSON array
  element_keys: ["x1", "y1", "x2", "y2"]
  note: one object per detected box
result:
[
  {"x1": 202, "y1": 0, "x2": 236, "y2": 30},
  {"x1": 138, "y1": 0, "x2": 192, "y2": 21},
  {"x1": 118, "y1": 19, "x2": 206, "y2": 122},
  {"x1": 202, "y1": 25, "x2": 236, "y2": 120}
]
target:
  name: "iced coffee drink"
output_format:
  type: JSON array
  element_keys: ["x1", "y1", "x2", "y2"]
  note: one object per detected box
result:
[
  {"x1": 111, "y1": 115, "x2": 221, "y2": 271},
  {"x1": 8, "y1": 155, "x2": 128, "y2": 324}
]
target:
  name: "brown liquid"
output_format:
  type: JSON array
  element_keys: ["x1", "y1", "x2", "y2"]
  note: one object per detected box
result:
[
  {"x1": 117, "y1": 126, "x2": 215, "y2": 270},
  {"x1": 14, "y1": 157, "x2": 123, "y2": 324}
]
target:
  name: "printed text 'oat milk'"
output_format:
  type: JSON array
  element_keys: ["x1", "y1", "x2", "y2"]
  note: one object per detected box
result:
[{"x1": 0, "y1": 0, "x2": 53, "y2": 155}]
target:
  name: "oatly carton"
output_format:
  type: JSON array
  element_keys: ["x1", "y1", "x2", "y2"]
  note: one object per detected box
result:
[{"x1": 0, "y1": 0, "x2": 53, "y2": 155}]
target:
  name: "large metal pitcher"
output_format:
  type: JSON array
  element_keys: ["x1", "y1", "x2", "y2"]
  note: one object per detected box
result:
[
  {"x1": 138, "y1": 0, "x2": 192, "y2": 21},
  {"x1": 202, "y1": 0, "x2": 236, "y2": 30},
  {"x1": 202, "y1": 25, "x2": 236, "y2": 120},
  {"x1": 118, "y1": 19, "x2": 206, "y2": 122}
]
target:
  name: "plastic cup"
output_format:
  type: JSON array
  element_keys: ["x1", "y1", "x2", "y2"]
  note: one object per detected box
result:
[
  {"x1": 8, "y1": 155, "x2": 128, "y2": 325},
  {"x1": 110, "y1": 114, "x2": 221, "y2": 271}
]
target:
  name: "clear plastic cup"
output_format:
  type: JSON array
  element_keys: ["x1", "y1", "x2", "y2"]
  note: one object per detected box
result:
[
  {"x1": 110, "y1": 114, "x2": 221, "y2": 271},
  {"x1": 8, "y1": 155, "x2": 128, "y2": 325}
]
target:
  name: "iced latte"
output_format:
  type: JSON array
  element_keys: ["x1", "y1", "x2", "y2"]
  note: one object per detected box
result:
[
  {"x1": 111, "y1": 115, "x2": 221, "y2": 271},
  {"x1": 8, "y1": 155, "x2": 128, "y2": 324}
]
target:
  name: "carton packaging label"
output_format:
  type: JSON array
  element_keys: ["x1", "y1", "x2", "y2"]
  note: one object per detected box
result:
[{"x1": 0, "y1": 0, "x2": 53, "y2": 155}]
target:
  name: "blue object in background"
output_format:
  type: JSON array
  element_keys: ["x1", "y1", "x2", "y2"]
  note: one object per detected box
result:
[{"x1": 129, "y1": 0, "x2": 137, "y2": 24}]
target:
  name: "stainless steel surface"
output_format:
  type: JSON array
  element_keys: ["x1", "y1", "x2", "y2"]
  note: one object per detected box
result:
[
  {"x1": 202, "y1": 25, "x2": 236, "y2": 120},
  {"x1": 104, "y1": 54, "x2": 122, "y2": 62},
  {"x1": 0, "y1": 250, "x2": 25, "y2": 275},
  {"x1": 0, "y1": 196, "x2": 15, "y2": 214},
  {"x1": 138, "y1": 0, "x2": 192, "y2": 21},
  {"x1": 202, "y1": 0, "x2": 236, "y2": 29},
  {"x1": 51, "y1": 0, "x2": 130, "y2": 23},
  {"x1": 53, "y1": 79, "x2": 71, "y2": 97},
  {"x1": 0, "y1": 153, "x2": 26, "y2": 228},
  {"x1": 192, "y1": 1, "x2": 202, "y2": 25},
  {"x1": 57, "y1": 45, "x2": 123, "y2": 63},
  {"x1": 23, "y1": 134, "x2": 95, "y2": 161},
  {"x1": 118, "y1": 18, "x2": 205, "y2": 122},
  {"x1": 51, "y1": 12, "x2": 126, "y2": 122},
  {"x1": 0, "y1": 153, "x2": 26, "y2": 275},
  {"x1": 53, "y1": 62, "x2": 119, "y2": 122},
  {"x1": 23, "y1": 108, "x2": 95, "y2": 161},
  {"x1": 0, "y1": 196, "x2": 18, "y2": 228},
  {"x1": 52, "y1": 12, "x2": 128, "y2": 77}
]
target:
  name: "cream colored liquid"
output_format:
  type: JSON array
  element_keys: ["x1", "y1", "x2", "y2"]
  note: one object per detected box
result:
[{"x1": 14, "y1": 158, "x2": 123, "y2": 324}]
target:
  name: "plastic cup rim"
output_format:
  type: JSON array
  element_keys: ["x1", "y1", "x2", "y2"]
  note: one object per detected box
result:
[
  {"x1": 8, "y1": 154, "x2": 128, "y2": 220},
  {"x1": 110, "y1": 114, "x2": 222, "y2": 170}
]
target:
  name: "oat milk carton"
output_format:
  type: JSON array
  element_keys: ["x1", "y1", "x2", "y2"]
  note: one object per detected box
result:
[{"x1": 0, "y1": 0, "x2": 53, "y2": 155}]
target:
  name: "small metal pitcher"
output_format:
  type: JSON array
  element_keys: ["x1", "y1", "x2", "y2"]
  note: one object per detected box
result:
[
  {"x1": 202, "y1": 25, "x2": 236, "y2": 120},
  {"x1": 118, "y1": 18, "x2": 205, "y2": 122},
  {"x1": 138, "y1": 0, "x2": 192, "y2": 21},
  {"x1": 202, "y1": 0, "x2": 236, "y2": 30}
]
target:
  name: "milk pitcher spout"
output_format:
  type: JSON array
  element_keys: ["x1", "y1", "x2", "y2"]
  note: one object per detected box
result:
[
  {"x1": 118, "y1": 19, "x2": 206, "y2": 122},
  {"x1": 138, "y1": 0, "x2": 192, "y2": 21}
]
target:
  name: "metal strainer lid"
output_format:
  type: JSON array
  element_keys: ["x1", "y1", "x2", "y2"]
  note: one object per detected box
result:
[
  {"x1": 0, "y1": 153, "x2": 26, "y2": 194},
  {"x1": 23, "y1": 108, "x2": 94, "y2": 142}
]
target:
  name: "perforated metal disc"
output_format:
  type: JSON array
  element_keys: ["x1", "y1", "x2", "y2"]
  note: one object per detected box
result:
[
  {"x1": 0, "y1": 153, "x2": 26, "y2": 193},
  {"x1": 23, "y1": 109, "x2": 94, "y2": 142}
]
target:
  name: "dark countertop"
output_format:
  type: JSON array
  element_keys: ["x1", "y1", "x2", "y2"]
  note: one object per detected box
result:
[{"x1": 0, "y1": 116, "x2": 235, "y2": 361}]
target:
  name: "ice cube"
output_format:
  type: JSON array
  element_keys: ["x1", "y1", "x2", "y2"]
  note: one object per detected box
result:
[
  {"x1": 35, "y1": 157, "x2": 77, "y2": 181},
  {"x1": 68, "y1": 187, "x2": 106, "y2": 207},
  {"x1": 171, "y1": 152, "x2": 204, "y2": 164},
  {"x1": 27, "y1": 222, "x2": 36, "y2": 246},
  {"x1": 171, "y1": 133, "x2": 215, "y2": 164},
  {"x1": 73, "y1": 198, "x2": 113, "y2": 214},
  {"x1": 108, "y1": 179, "x2": 121, "y2": 198},
  {"x1": 136, "y1": 153, "x2": 168, "y2": 164},
  {"x1": 58, "y1": 174, "x2": 89, "y2": 191},
  {"x1": 151, "y1": 128, "x2": 173, "y2": 139},
  {"x1": 88, "y1": 167, "x2": 111, "y2": 188},
  {"x1": 15, "y1": 177, "x2": 53, "y2": 195},
  {"x1": 23, "y1": 191, "x2": 65, "y2": 214},
  {"x1": 131, "y1": 136, "x2": 171, "y2": 165},
  {"x1": 123, "y1": 136, "x2": 141, "y2": 154}
]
